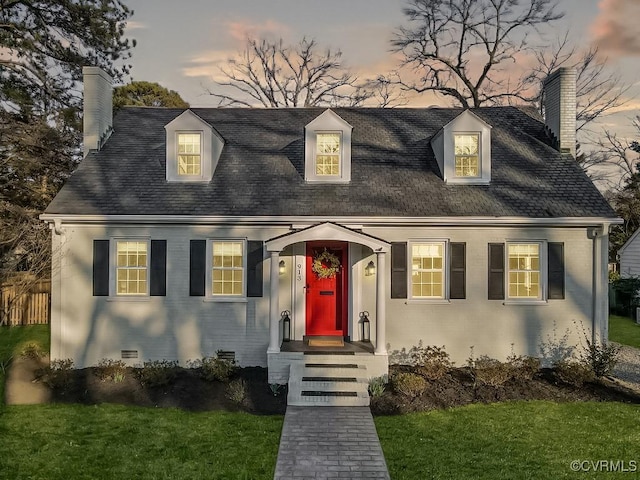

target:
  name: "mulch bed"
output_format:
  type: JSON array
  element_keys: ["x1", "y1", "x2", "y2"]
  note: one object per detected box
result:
[
  {"x1": 20, "y1": 363, "x2": 640, "y2": 416},
  {"x1": 370, "y1": 364, "x2": 640, "y2": 415},
  {"x1": 47, "y1": 367, "x2": 287, "y2": 415}
]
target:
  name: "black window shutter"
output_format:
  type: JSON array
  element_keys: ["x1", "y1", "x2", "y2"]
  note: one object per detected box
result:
[
  {"x1": 548, "y1": 242, "x2": 565, "y2": 300},
  {"x1": 150, "y1": 240, "x2": 167, "y2": 296},
  {"x1": 391, "y1": 243, "x2": 407, "y2": 299},
  {"x1": 488, "y1": 243, "x2": 505, "y2": 300},
  {"x1": 247, "y1": 241, "x2": 264, "y2": 297},
  {"x1": 450, "y1": 242, "x2": 466, "y2": 299},
  {"x1": 93, "y1": 240, "x2": 110, "y2": 296},
  {"x1": 190, "y1": 240, "x2": 206, "y2": 296}
]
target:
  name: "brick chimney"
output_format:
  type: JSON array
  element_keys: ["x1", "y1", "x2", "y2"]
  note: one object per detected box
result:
[
  {"x1": 543, "y1": 67, "x2": 576, "y2": 157},
  {"x1": 82, "y1": 66, "x2": 113, "y2": 158}
]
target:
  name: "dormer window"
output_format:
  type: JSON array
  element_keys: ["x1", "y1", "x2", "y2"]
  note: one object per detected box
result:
[
  {"x1": 431, "y1": 110, "x2": 492, "y2": 185},
  {"x1": 305, "y1": 109, "x2": 352, "y2": 183},
  {"x1": 164, "y1": 109, "x2": 224, "y2": 183},
  {"x1": 454, "y1": 134, "x2": 480, "y2": 177},
  {"x1": 177, "y1": 133, "x2": 202, "y2": 176},
  {"x1": 316, "y1": 132, "x2": 341, "y2": 176}
]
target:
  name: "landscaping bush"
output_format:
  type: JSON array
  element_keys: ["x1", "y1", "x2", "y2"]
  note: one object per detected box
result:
[
  {"x1": 20, "y1": 341, "x2": 46, "y2": 360},
  {"x1": 411, "y1": 344, "x2": 453, "y2": 380},
  {"x1": 507, "y1": 354, "x2": 541, "y2": 381},
  {"x1": 368, "y1": 376, "x2": 387, "y2": 398},
  {"x1": 392, "y1": 372, "x2": 426, "y2": 399},
  {"x1": 136, "y1": 360, "x2": 178, "y2": 387},
  {"x1": 226, "y1": 378, "x2": 247, "y2": 405},
  {"x1": 553, "y1": 360, "x2": 595, "y2": 387},
  {"x1": 470, "y1": 356, "x2": 513, "y2": 387},
  {"x1": 95, "y1": 359, "x2": 128, "y2": 383},
  {"x1": 188, "y1": 353, "x2": 236, "y2": 382},
  {"x1": 38, "y1": 359, "x2": 74, "y2": 390}
]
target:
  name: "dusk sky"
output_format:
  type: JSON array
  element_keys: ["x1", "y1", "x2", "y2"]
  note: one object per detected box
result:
[{"x1": 122, "y1": 0, "x2": 639, "y2": 138}]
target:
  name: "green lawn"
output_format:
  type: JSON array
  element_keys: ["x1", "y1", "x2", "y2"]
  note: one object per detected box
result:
[
  {"x1": 0, "y1": 404, "x2": 283, "y2": 480},
  {"x1": 376, "y1": 401, "x2": 640, "y2": 480},
  {"x1": 609, "y1": 314, "x2": 640, "y2": 349},
  {"x1": 0, "y1": 325, "x2": 50, "y2": 403}
]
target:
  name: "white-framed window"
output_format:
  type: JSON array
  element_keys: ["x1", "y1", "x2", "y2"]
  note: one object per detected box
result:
[
  {"x1": 410, "y1": 241, "x2": 446, "y2": 299},
  {"x1": 507, "y1": 242, "x2": 542, "y2": 300},
  {"x1": 454, "y1": 133, "x2": 480, "y2": 177},
  {"x1": 210, "y1": 240, "x2": 245, "y2": 297},
  {"x1": 315, "y1": 132, "x2": 341, "y2": 176},
  {"x1": 177, "y1": 132, "x2": 202, "y2": 176},
  {"x1": 115, "y1": 240, "x2": 149, "y2": 296}
]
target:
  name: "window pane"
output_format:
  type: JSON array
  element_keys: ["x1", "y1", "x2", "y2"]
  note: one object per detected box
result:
[
  {"x1": 507, "y1": 243, "x2": 540, "y2": 299},
  {"x1": 454, "y1": 134, "x2": 479, "y2": 177},
  {"x1": 177, "y1": 133, "x2": 202, "y2": 176},
  {"x1": 212, "y1": 241, "x2": 244, "y2": 296},
  {"x1": 411, "y1": 242, "x2": 445, "y2": 299},
  {"x1": 316, "y1": 133, "x2": 341, "y2": 176},
  {"x1": 116, "y1": 241, "x2": 148, "y2": 295}
]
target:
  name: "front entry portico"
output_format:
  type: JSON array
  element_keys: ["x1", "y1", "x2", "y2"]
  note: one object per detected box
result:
[{"x1": 265, "y1": 223, "x2": 390, "y2": 382}]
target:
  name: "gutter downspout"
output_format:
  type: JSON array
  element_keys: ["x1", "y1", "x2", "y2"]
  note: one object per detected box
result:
[{"x1": 591, "y1": 223, "x2": 611, "y2": 344}]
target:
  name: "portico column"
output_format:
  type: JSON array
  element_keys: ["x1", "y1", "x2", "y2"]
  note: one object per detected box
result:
[
  {"x1": 267, "y1": 251, "x2": 280, "y2": 353},
  {"x1": 375, "y1": 251, "x2": 387, "y2": 355}
]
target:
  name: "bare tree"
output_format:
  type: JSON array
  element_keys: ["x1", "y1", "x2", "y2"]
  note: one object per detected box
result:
[
  {"x1": 525, "y1": 34, "x2": 630, "y2": 136},
  {"x1": 209, "y1": 37, "x2": 376, "y2": 107},
  {"x1": 0, "y1": 204, "x2": 51, "y2": 326},
  {"x1": 390, "y1": 0, "x2": 563, "y2": 108},
  {"x1": 596, "y1": 118, "x2": 640, "y2": 187}
]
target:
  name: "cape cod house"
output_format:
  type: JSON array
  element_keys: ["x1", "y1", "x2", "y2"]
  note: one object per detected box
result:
[{"x1": 42, "y1": 67, "x2": 617, "y2": 394}]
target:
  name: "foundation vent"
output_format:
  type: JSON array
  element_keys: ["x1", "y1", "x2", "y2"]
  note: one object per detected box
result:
[
  {"x1": 217, "y1": 351, "x2": 235, "y2": 362},
  {"x1": 121, "y1": 350, "x2": 139, "y2": 359}
]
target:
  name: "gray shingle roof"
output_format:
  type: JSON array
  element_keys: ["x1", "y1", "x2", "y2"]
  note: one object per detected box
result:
[{"x1": 44, "y1": 106, "x2": 616, "y2": 218}]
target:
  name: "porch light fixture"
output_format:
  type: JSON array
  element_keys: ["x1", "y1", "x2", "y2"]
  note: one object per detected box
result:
[
  {"x1": 279, "y1": 260, "x2": 286, "y2": 275},
  {"x1": 281, "y1": 310, "x2": 291, "y2": 342},
  {"x1": 359, "y1": 311, "x2": 370, "y2": 342},
  {"x1": 365, "y1": 260, "x2": 376, "y2": 276}
]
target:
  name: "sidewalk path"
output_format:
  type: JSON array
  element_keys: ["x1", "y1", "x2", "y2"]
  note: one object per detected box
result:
[{"x1": 274, "y1": 406, "x2": 391, "y2": 479}]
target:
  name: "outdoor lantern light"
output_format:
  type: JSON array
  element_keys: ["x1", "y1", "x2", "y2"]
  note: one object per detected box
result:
[
  {"x1": 279, "y1": 260, "x2": 286, "y2": 275},
  {"x1": 281, "y1": 310, "x2": 291, "y2": 342},
  {"x1": 359, "y1": 311, "x2": 370, "y2": 342},
  {"x1": 365, "y1": 260, "x2": 376, "y2": 276}
]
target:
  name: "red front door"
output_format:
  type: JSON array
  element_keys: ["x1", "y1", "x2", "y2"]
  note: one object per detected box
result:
[{"x1": 306, "y1": 242, "x2": 348, "y2": 337}]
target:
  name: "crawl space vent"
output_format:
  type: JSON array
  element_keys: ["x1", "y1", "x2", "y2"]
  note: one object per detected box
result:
[{"x1": 217, "y1": 351, "x2": 235, "y2": 361}]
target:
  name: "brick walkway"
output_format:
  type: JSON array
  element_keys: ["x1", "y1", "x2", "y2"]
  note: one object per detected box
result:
[{"x1": 273, "y1": 406, "x2": 391, "y2": 479}]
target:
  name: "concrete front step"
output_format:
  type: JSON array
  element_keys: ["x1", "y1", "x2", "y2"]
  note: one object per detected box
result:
[
  {"x1": 287, "y1": 390, "x2": 370, "y2": 407},
  {"x1": 287, "y1": 355, "x2": 370, "y2": 407}
]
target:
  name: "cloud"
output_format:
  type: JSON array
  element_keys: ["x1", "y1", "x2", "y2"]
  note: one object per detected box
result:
[
  {"x1": 182, "y1": 50, "x2": 235, "y2": 80},
  {"x1": 590, "y1": 0, "x2": 640, "y2": 57},
  {"x1": 225, "y1": 19, "x2": 291, "y2": 43},
  {"x1": 125, "y1": 21, "x2": 147, "y2": 31}
]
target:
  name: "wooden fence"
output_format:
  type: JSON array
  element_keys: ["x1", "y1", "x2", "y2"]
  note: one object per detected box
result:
[{"x1": 0, "y1": 279, "x2": 50, "y2": 326}]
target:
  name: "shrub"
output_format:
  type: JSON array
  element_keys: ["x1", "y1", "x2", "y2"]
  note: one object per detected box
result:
[
  {"x1": 269, "y1": 383, "x2": 284, "y2": 396},
  {"x1": 96, "y1": 359, "x2": 128, "y2": 383},
  {"x1": 573, "y1": 320, "x2": 621, "y2": 378},
  {"x1": 538, "y1": 322, "x2": 575, "y2": 366},
  {"x1": 471, "y1": 356, "x2": 512, "y2": 387},
  {"x1": 392, "y1": 372, "x2": 426, "y2": 399},
  {"x1": 507, "y1": 354, "x2": 541, "y2": 381},
  {"x1": 368, "y1": 376, "x2": 387, "y2": 398},
  {"x1": 188, "y1": 354, "x2": 236, "y2": 382},
  {"x1": 411, "y1": 344, "x2": 453, "y2": 380},
  {"x1": 554, "y1": 359, "x2": 595, "y2": 387},
  {"x1": 136, "y1": 360, "x2": 178, "y2": 387},
  {"x1": 226, "y1": 379, "x2": 247, "y2": 405},
  {"x1": 38, "y1": 359, "x2": 74, "y2": 390},
  {"x1": 20, "y1": 341, "x2": 46, "y2": 360}
]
